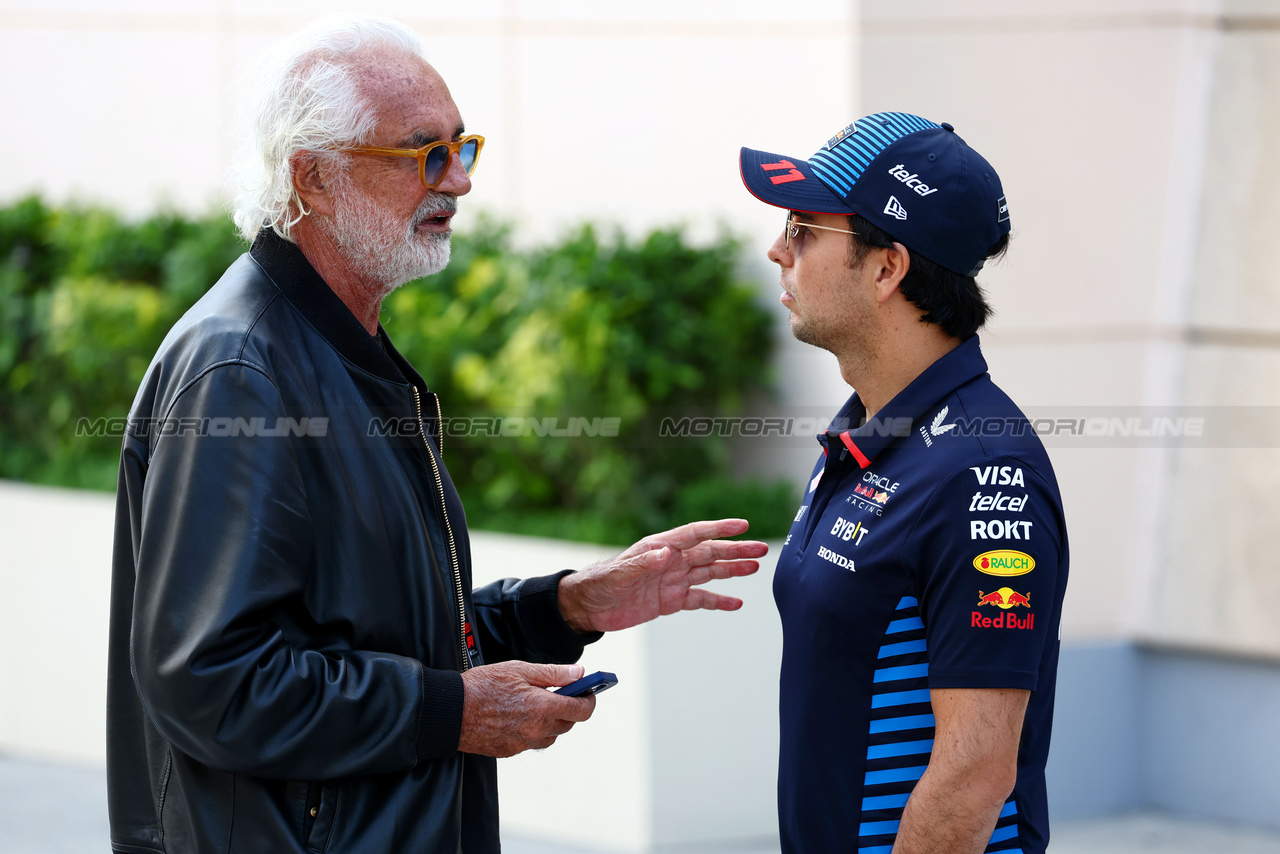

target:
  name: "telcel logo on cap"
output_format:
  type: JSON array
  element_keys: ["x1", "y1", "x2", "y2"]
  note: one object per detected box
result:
[{"x1": 887, "y1": 164, "x2": 939, "y2": 197}]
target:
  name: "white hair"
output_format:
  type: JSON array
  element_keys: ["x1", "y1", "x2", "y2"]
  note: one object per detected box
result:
[{"x1": 229, "y1": 16, "x2": 425, "y2": 243}]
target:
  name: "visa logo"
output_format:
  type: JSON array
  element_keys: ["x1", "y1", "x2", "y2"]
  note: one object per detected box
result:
[{"x1": 970, "y1": 465, "x2": 1025, "y2": 487}]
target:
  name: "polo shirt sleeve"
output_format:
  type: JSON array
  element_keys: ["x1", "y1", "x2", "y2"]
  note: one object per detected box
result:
[{"x1": 909, "y1": 456, "x2": 1065, "y2": 691}]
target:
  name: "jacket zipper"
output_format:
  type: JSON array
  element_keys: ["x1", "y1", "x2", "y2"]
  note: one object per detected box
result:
[{"x1": 411, "y1": 386, "x2": 470, "y2": 671}]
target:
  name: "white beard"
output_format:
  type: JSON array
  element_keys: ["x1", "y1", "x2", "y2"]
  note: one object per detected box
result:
[{"x1": 323, "y1": 177, "x2": 455, "y2": 296}]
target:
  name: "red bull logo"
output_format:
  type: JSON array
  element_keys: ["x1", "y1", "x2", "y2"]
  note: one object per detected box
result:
[
  {"x1": 972, "y1": 549, "x2": 1035, "y2": 576},
  {"x1": 971, "y1": 611, "x2": 1035, "y2": 630},
  {"x1": 854, "y1": 483, "x2": 891, "y2": 505},
  {"x1": 975, "y1": 587, "x2": 1031, "y2": 610}
]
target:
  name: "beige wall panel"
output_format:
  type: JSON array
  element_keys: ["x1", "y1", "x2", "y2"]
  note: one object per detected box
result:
[
  {"x1": 981, "y1": 338, "x2": 1153, "y2": 406},
  {"x1": 862, "y1": 25, "x2": 1187, "y2": 331},
  {"x1": 0, "y1": 28, "x2": 222, "y2": 215},
  {"x1": 1154, "y1": 345, "x2": 1280, "y2": 656},
  {"x1": 1, "y1": 0, "x2": 217, "y2": 14},
  {"x1": 863, "y1": 0, "x2": 1226, "y2": 25},
  {"x1": 1179, "y1": 340, "x2": 1280, "y2": 405},
  {"x1": 223, "y1": 1, "x2": 504, "y2": 21},
  {"x1": 509, "y1": 32, "x2": 854, "y2": 241},
  {"x1": 953, "y1": 339, "x2": 1164, "y2": 639},
  {"x1": 1189, "y1": 30, "x2": 1280, "y2": 332}
]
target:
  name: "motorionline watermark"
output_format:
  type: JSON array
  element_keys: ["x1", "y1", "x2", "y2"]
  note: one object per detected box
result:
[
  {"x1": 66, "y1": 408, "x2": 1280, "y2": 447},
  {"x1": 659, "y1": 415, "x2": 1207, "y2": 439},
  {"x1": 74, "y1": 415, "x2": 622, "y2": 439},
  {"x1": 655, "y1": 408, "x2": 1274, "y2": 447}
]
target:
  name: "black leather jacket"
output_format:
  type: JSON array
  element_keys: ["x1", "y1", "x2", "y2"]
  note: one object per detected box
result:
[{"x1": 106, "y1": 230, "x2": 593, "y2": 853}]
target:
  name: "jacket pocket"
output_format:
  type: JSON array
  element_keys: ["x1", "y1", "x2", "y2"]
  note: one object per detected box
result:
[{"x1": 303, "y1": 782, "x2": 340, "y2": 852}]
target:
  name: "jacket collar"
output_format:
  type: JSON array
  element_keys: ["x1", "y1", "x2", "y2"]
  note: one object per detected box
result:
[
  {"x1": 822, "y1": 335, "x2": 989, "y2": 468},
  {"x1": 249, "y1": 228, "x2": 409, "y2": 385}
]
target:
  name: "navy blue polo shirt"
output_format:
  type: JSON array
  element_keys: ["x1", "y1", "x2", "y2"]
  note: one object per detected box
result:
[{"x1": 774, "y1": 336, "x2": 1069, "y2": 854}]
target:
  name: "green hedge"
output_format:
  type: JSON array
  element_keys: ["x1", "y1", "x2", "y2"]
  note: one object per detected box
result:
[{"x1": 0, "y1": 197, "x2": 796, "y2": 544}]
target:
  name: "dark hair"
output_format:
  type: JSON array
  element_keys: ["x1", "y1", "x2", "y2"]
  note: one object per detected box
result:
[{"x1": 847, "y1": 215, "x2": 1008, "y2": 340}]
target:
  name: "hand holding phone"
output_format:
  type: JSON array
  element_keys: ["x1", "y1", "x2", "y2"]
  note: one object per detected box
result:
[{"x1": 553, "y1": 670, "x2": 618, "y2": 697}]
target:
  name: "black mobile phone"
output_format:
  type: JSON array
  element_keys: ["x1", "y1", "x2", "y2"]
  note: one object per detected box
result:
[{"x1": 553, "y1": 670, "x2": 618, "y2": 697}]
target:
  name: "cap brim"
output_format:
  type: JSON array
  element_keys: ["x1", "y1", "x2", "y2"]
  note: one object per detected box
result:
[{"x1": 739, "y1": 147, "x2": 853, "y2": 215}]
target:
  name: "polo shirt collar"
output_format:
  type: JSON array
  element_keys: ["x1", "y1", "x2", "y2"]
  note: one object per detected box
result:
[{"x1": 823, "y1": 335, "x2": 989, "y2": 468}]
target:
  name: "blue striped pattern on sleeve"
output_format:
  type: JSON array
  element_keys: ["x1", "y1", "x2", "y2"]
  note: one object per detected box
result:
[{"x1": 858, "y1": 594, "x2": 1023, "y2": 853}]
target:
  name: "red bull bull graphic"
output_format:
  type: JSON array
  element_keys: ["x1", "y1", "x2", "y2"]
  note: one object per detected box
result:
[
  {"x1": 972, "y1": 549, "x2": 1035, "y2": 576},
  {"x1": 975, "y1": 587, "x2": 1031, "y2": 609}
]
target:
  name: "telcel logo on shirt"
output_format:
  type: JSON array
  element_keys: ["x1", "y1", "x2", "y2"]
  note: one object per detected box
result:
[{"x1": 973, "y1": 549, "x2": 1035, "y2": 576}]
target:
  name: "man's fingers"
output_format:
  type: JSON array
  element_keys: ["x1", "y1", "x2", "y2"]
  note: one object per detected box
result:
[
  {"x1": 521, "y1": 662, "x2": 586, "y2": 688},
  {"x1": 550, "y1": 693, "x2": 596, "y2": 723},
  {"x1": 655, "y1": 518, "x2": 753, "y2": 550},
  {"x1": 631, "y1": 540, "x2": 767, "y2": 576},
  {"x1": 681, "y1": 589, "x2": 744, "y2": 612},
  {"x1": 685, "y1": 559, "x2": 762, "y2": 587},
  {"x1": 624, "y1": 518, "x2": 753, "y2": 556},
  {"x1": 679, "y1": 539, "x2": 769, "y2": 569}
]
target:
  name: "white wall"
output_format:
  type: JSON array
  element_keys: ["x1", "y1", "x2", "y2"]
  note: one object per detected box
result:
[
  {"x1": 0, "y1": 0, "x2": 862, "y2": 481},
  {"x1": 862, "y1": 0, "x2": 1280, "y2": 658},
  {"x1": 0, "y1": 481, "x2": 783, "y2": 850}
]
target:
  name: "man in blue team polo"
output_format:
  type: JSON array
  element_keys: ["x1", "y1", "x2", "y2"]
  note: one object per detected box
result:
[{"x1": 740, "y1": 113, "x2": 1069, "y2": 853}]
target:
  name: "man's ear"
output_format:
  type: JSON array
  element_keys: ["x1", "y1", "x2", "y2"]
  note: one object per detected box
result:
[
  {"x1": 291, "y1": 152, "x2": 338, "y2": 219},
  {"x1": 872, "y1": 242, "x2": 911, "y2": 304}
]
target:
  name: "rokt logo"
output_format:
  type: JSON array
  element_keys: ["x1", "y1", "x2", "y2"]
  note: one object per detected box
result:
[
  {"x1": 972, "y1": 549, "x2": 1035, "y2": 576},
  {"x1": 883, "y1": 195, "x2": 909, "y2": 221},
  {"x1": 976, "y1": 587, "x2": 1031, "y2": 610}
]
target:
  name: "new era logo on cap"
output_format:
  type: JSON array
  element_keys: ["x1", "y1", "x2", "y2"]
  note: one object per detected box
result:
[
  {"x1": 884, "y1": 196, "x2": 909, "y2": 221},
  {"x1": 997, "y1": 195, "x2": 1010, "y2": 223}
]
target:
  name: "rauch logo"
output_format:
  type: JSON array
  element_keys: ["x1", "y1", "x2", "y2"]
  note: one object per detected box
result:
[{"x1": 972, "y1": 550, "x2": 1035, "y2": 576}]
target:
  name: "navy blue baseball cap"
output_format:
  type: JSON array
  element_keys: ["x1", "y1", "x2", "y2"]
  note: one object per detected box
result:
[{"x1": 740, "y1": 111, "x2": 1010, "y2": 276}]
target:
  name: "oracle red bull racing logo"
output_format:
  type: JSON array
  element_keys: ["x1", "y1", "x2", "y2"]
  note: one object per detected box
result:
[{"x1": 972, "y1": 549, "x2": 1035, "y2": 576}]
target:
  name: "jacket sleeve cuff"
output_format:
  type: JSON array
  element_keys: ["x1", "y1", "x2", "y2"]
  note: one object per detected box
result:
[
  {"x1": 415, "y1": 666, "x2": 465, "y2": 762},
  {"x1": 520, "y1": 570, "x2": 603, "y2": 661}
]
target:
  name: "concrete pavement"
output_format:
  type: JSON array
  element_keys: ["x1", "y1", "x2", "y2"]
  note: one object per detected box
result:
[{"x1": 4, "y1": 753, "x2": 1278, "y2": 853}]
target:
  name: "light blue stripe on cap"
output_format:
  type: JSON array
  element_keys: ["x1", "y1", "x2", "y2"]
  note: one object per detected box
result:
[
  {"x1": 866, "y1": 739, "x2": 933, "y2": 759},
  {"x1": 872, "y1": 689, "x2": 931, "y2": 708},
  {"x1": 862, "y1": 792, "x2": 911, "y2": 811},
  {"x1": 873, "y1": 663, "x2": 929, "y2": 683},
  {"x1": 869, "y1": 713, "x2": 935, "y2": 733},
  {"x1": 809, "y1": 159, "x2": 854, "y2": 195},
  {"x1": 878, "y1": 639, "x2": 927, "y2": 659},
  {"x1": 864, "y1": 765, "x2": 927, "y2": 786},
  {"x1": 813, "y1": 112, "x2": 942, "y2": 191}
]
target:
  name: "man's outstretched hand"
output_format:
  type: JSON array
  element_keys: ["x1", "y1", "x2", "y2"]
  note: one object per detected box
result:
[
  {"x1": 458, "y1": 662, "x2": 596, "y2": 758},
  {"x1": 557, "y1": 518, "x2": 768, "y2": 634}
]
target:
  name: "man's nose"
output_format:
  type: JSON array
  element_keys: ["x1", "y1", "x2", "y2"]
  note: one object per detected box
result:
[
  {"x1": 436, "y1": 150, "x2": 473, "y2": 196},
  {"x1": 767, "y1": 231, "x2": 791, "y2": 266}
]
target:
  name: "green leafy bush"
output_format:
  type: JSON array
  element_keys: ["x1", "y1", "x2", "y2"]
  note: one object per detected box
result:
[{"x1": 0, "y1": 198, "x2": 796, "y2": 543}]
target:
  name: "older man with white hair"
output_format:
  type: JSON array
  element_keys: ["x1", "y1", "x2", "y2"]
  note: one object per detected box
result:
[{"x1": 106, "y1": 17, "x2": 766, "y2": 853}]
